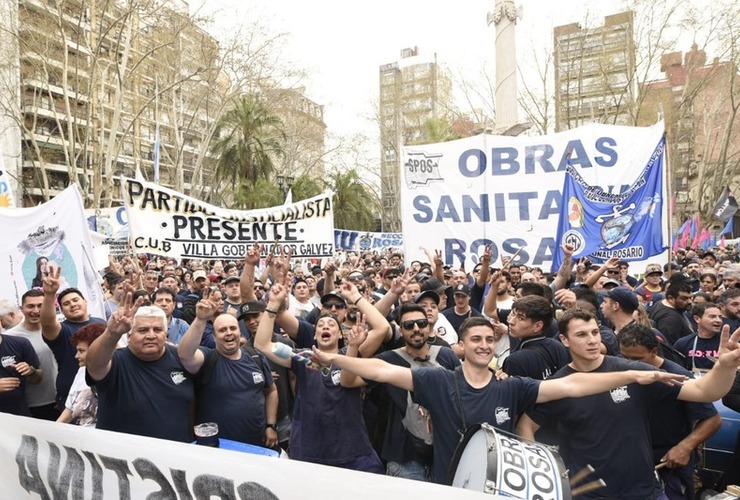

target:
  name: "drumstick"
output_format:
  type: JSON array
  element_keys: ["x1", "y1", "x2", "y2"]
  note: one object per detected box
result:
[
  {"x1": 569, "y1": 465, "x2": 595, "y2": 486},
  {"x1": 571, "y1": 479, "x2": 606, "y2": 496},
  {"x1": 502, "y1": 248, "x2": 524, "y2": 269},
  {"x1": 654, "y1": 462, "x2": 668, "y2": 470}
]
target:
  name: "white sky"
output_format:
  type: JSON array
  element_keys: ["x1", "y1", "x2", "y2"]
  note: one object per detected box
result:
[{"x1": 198, "y1": 0, "x2": 625, "y2": 145}]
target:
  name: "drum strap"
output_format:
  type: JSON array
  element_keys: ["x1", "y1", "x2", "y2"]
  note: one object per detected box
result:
[{"x1": 452, "y1": 370, "x2": 467, "y2": 436}]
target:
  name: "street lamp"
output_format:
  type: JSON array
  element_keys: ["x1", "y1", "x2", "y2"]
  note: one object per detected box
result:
[{"x1": 276, "y1": 174, "x2": 294, "y2": 201}]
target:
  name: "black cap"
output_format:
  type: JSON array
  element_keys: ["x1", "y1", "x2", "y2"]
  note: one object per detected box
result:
[
  {"x1": 320, "y1": 291, "x2": 347, "y2": 306},
  {"x1": 414, "y1": 290, "x2": 440, "y2": 305},
  {"x1": 453, "y1": 284, "x2": 471, "y2": 296},
  {"x1": 421, "y1": 278, "x2": 450, "y2": 294},
  {"x1": 223, "y1": 276, "x2": 240, "y2": 285},
  {"x1": 238, "y1": 300, "x2": 266, "y2": 319}
]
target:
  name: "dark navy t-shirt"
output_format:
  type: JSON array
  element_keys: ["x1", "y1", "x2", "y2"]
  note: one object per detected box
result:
[
  {"x1": 45, "y1": 317, "x2": 106, "y2": 407},
  {"x1": 196, "y1": 347, "x2": 273, "y2": 446},
  {"x1": 88, "y1": 344, "x2": 195, "y2": 442},
  {"x1": 502, "y1": 336, "x2": 570, "y2": 380},
  {"x1": 412, "y1": 366, "x2": 540, "y2": 484},
  {"x1": 369, "y1": 347, "x2": 460, "y2": 464},
  {"x1": 673, "y1": 334, "x2": 720, "y2": 371},
  {"x1": 0, "y1": 334, "x2": 40, "y2": 416},
  {"x1": 527, "y1": 356, "x2": 681, "y2": 499}
]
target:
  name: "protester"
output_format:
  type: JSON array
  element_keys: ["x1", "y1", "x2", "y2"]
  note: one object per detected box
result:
[{"x1": 57, "y1": 323, "x2": 105, "y2": 427}]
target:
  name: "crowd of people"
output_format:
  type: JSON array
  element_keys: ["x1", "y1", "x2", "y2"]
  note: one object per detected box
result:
[{"x1": 2, "y1": 242, "x2": 740, "y2": 498}]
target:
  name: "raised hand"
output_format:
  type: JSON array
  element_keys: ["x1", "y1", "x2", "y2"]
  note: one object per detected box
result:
[
  {"x1": 267, "y1": 283, "x2": 288, "y2": 308},
  {"x1": 717, "y1": 325, "x2": 740, "y2": 368},
  {"x1": 107, "y1": 292, "x2": 137, "y2": 337},
  {"x1": 42, "y1": 265, "x2": 62, "y2": 295},
  {"x1": 390, "y1": 269, "x2": 411, "y2": 296},
  {"x1": 348, "y1": 312, "x2": 368, "y2": 347},
  {"x1": 339, "y1": 280, "x2": 360, "y2": 302},
  {"x1": 433, "y1": 249, "x2": 444, "y2": 269},
  {"x1": 245, "y1": 244, "x2": 262, "y2": 267},
  {"x1": 196, "y1": 290, "x2": 219, "y2": 321}
]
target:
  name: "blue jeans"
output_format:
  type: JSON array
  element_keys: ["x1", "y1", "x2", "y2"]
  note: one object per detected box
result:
[{"x1": 386, "y1": 460, "x2": 430, "y2": 482}]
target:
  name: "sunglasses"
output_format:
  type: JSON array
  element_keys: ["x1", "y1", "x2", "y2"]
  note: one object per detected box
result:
[
  {"x1": 400, "y1": 318, "x2": 429, "y2": 330},
  {"x1": 254, "y1": 286, "x2": 264, "y2": 291},
  {"x1": 324, "y1": 302, "x2": 346, "y2": 310},
  {"x1": 606, "y1": 269, "x2": 620, "y2": 274}
]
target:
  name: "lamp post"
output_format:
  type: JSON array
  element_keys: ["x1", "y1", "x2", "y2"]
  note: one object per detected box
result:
[{"x1": 276, "y1": 174, "x2": 294, "y2": 202}]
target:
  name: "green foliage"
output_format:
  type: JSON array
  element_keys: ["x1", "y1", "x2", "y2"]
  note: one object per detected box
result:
[{"x1": 330, "y1": 169, "x2": 378, "y2": 230}]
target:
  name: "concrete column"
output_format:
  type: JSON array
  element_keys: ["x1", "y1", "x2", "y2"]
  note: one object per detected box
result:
[{"x1": 487, "y1": 0, "x2": 519, "y2": 133}]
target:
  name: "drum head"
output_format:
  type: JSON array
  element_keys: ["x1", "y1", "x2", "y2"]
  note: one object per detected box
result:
[{"x1": 448, "y1": 424, "x2": 490, "y2": 489}]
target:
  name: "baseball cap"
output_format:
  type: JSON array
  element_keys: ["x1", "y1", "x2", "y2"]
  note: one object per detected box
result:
[
  {"x1": 602, "y1": 278, "x2": 620, "y2": 289},
  {"x1": 238, "y1": 300, "x2": 266, "y2": 319},
  {"x1": 645, "y1": 264, "x2": 662, "y2": 275},
  {"x1": 320, "y1": 291, "x2": 347, "y2": 306},
  {"x1": 422, "y1": 278, "x2": 451, "y2": 294},
  {"x1": 605, "y1": 286, "x2": 638, "y2": 313},
  {"x1": 223, "y1": 276, "x2": 240, "y2": 285},
  {"x1": 663, "y1": 263, "x2": 680, "y2": 272},
  {"x1": 381, "y1": 267, "x2": 400, "y2": 279},
  {"x1": 193, "y1": 270, "x2": 207, "y2": 281},
  {"x1": 453, "y1": 284, "x2": 471, "y2": 296},
  {"x1": 414, "y1": 290, "x2": 440, "y2": 305}
]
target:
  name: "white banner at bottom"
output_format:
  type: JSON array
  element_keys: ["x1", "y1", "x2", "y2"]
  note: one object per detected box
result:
[{"x1": 3, "y1": 413, "x2": 491, "y2": 499}]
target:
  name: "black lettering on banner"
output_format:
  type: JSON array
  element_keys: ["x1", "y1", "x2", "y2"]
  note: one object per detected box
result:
[
  {"x1": 531, "y1": 470, "x2": 555, "y2": 494},
  {"x1": 133, "y1": 458, "x2": 177, "y2": 499},
  {"x1": 170, "y1": 469, "x2": 194, "y2": 500},
  {"x1": 236, "y1": 482, "x2": 280, "y2": 500},
  {"x1": 193, "y1": 474, "x2": 236, "y2": 499},
  {"x1": 502, "y1": 466, "x2": 526, "y2": 492},
  {"x1": 100, "y1": 455, "x2": 133, "y2": 500},
  {"x1": 47, "y1": 444, "x2": 85, "y2": 499},
  {"x1": 126, "y1": 180, "x2": 144, "y2": 205},
  {"x1": 82, "y1": 451, "x2": 104, "y2": 500},
  {"x1": 15, "y1": 435, "x2": 51, "y2": 500}
]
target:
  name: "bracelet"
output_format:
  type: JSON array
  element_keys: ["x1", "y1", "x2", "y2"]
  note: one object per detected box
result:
[
  {"x1": 353, "y1": 296, "x2": 363, "y2": 306},
  {"x1": 265, "y1": 423, "x2": 277, "y2": 430},
  {"x1": 29, "y1": 366, "x2": 37, "y2": 376},
  {"x1": 265, "y1": 308, "x2": 278, "y2": 315}
]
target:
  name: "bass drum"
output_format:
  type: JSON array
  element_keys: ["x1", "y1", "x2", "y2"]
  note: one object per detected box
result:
[{"x1": 449, "y1": 423, "x2": 571, "y2": 499}]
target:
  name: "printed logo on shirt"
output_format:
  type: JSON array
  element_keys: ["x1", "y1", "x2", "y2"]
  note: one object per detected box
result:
[
  {"x1": 252, "y1": 372, "x2": 264, "y2": 384},
  {"x1": 610, "y1": 386, "x2": 630, "y2": 403},
  {"x1": 170, "y1": 371, "x2": 186, "y2": 385},
  {"x1": 437, "y1": 326, "x2": 447, "y2": 337},
  {"x1": 331, "y1": 370, "x2": 341, "y2": 386},
  {"x1": 1, "y1": 355, "x2": 17, "y2": 368},
  {"x1": 495, "y1": 406, "x2": 511, "y2": 425}
]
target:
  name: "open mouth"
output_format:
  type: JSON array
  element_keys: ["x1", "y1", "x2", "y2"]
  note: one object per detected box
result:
[{"x1": 320, "y1": 331, "x2": 332, "y2": 341}]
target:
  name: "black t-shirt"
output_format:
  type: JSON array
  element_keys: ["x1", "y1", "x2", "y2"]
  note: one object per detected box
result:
[
  {"x1": 648, "y1": 301, "x2": 693, "y2": 345},
  {"x1": 412, "y1": 366, "x2": 540, "y2": 484},
  {"x1": 650, "y1": 359, "x2": 717, "y2": 463},
  {"x1": 502, "y1": 336, "x2": 570, "y2": 380},
  {"x1": 527, "y1": 356, "x2": 681, "y2": 499},
  {"x1": 368, "y1": 347, "x2": 460, "y2": 464},
  {"x1": 0, "y1": 334, "x2": 40, "y2": 416},
  {"x1": 88, "y1": 344, "x2": 195, "y2": 442},
  {"x1": 441, "y1": 306, "x2": 483, "y2": 333},
  {"x1": 673, "y1": 334, "x2": 720, "y2": 371},
  {"x1": 195, "y1": 347, "x2": 273, "y2": 446}
]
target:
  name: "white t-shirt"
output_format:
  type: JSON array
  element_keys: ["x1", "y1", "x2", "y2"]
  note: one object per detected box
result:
[
  {"x1": 433, "y1": 314, "x2": 458, "y2": 344},
  {"x1": 65, "y1": 367, "x2": 98, "y2": 427}
]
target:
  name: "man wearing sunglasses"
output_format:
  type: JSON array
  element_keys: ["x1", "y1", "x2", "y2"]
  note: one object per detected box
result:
[{"x1": 339, "y1": 302, "x2": 460, "y2": 481}]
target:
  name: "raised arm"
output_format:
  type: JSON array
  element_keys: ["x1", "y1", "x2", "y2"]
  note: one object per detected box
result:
[
  {"x1": 311, "y1": 347, "x2": 413, "y2": 392},
  {"x1": 678, "y1": 326, "x2": 740, "y2": 402},
  {"x1": 40, "y1": 266, "x2": 63, "y2": 341},
  {"x1": 340, "y1": 281, "x2": 391, "y2": 356},
  {"x1": 177, "y1": 290, "x2": 219, "y2": 374},
  {"x1": 476, "y1": 245, "x2": 492, "y2": 287},
  {"x1": 239, "y1": 244, "x2": 261, "y2": 303},
  {"x1": 322, "y1": 261, "x2": 336, "y2": 296},
  {"x1": 86, "y1": 294, "x2": 137, "y2": 381},
  {"x1": 537, "y1": 369, "x2": 687, "y2": 403},
  {"x1": 373, "y1": 270, "x2": 408, "y2": 317},
  {"x1": 253, "y1": 283, "x2": 292, "y2": 369},
  {"x1": 339, "y1": 325, "x2": 368, "y2": 388},
  {"x1": 483, "y1": 271, "x2": 503, "y2": 320},
  {"x1": 550, "y1": 244, "x2": 575, "y2": 291},
  {"x1": 584, "y1": 257, "x2": 620, "y2": 289}
]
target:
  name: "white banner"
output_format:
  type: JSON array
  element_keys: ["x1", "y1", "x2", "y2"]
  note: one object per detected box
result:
[
  {"x1": 122, "y1": 178, "x2": 335, "y2": 260},
  {"x1": 401, "y1": 122, "x2": 667, "y2": 271},
  {"x1": 0, "y1": 147, "x2": 16, "y2": 207},
  {"x1": 1, "y1": 413, "x2": 491, "y2": 499},
  {"x1": 334, "y1": 230, "x2": 403, "y2": 252},
  {"x1": 0, "y1": 185, "x2": 105, "y2": 318},
  {"x1": 85, "y1": 207, "x2": 131, "y2": 257}
]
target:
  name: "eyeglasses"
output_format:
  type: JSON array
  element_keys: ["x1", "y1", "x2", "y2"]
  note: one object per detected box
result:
[
  {"x1": 606, "y1": 269, "x2": 620, "y2": 274},
  {"x1": 400, "y1": 318, "x2": 429, "y2": 330},
  {"x1": 324, "y1": 302, "x2": 346, "y2": 310},
  {"x1": 254, "y1": 286, "x2": 264, "y2": 291}
]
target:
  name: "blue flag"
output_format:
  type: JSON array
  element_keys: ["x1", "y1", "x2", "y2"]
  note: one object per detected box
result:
[
  {"x1": 552, "y1": 138, "x2": 666, "y2": 271},
  {"x1": 721, "y1": 217, "x2": 734, "y2": 236}
]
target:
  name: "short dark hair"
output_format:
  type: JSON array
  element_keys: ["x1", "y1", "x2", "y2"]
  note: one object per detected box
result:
[
  {"x1": 557, "y1": 309, "x2": 597, "y2": 337},
  {"x1": 58, "y1": 287, "x2": 85, "y2": 303},
  {"x1": 71, "y1": 323, "x2": 106, "y2": 346},
  {"x1": 511, "y1": 295, "x2": 553, "y2": 333},
  {"x1": 665, "y1": 280, "x2": 692, "y2": 299},
  {"x1": 719, "y1": 288, "x2": 740, "y2": 304},
  {"x1": 699, "y1": 273, "x2": 717, "y2": 284},
  {"x1": 396, "y1": 303, "x2": 426, "y2": 324},
  {"x1": 21, "y1": 289, "x2": 44, "y2": 304},
  {"x1": 458, "y1": 317, "x2": 494, "y2": 341},
  {"x1": 516, "y1": 281, "x2": 547, "y2": 297},
  {"x1": 691, "y1": 302, "x2": 719, "y2": 318},
  {"x1": 152, "y1": 287, "x2": 177, "y2": 302},
  {"x1": 618, "y1": 322, "x2": 659, "y2": 350}
]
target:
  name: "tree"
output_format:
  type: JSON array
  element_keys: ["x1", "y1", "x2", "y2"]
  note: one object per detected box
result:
[
  {"x1": 210, "y1": 94, "x2": 285, "y2": 189},
  {"x1": 231, "y1": 177, "x2": 282, "y2": 209},
  {"x1": 290, "y1": 173, "x2": 324, "y2": 202},
  {"x1": 330, "y1": 169, "x2": 378, "y2": 231}
]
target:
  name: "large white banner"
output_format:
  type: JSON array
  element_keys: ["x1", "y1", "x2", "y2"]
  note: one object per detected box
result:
[
  {"x1": 0, "y1": 185, "x2": 105, "y2": 317},
  {"x1": 401, "y1": 122, "x2": 667, "y2": 271},
  {"x1": 122, "y1": 178, "x2": 335, "y2": 260},
  {"x1": 1, "y1": 413, "x2": 491, "y2": 499}
]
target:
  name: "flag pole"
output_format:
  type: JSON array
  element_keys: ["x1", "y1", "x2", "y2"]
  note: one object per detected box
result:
[{"x1": 658, "y1": 108, "x2": 673, "y2": 265}]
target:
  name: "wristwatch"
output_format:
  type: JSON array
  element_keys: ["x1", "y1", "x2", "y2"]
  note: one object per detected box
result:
[{"x1": 265, "y1": 423, "x2": 277, "y2": 430}]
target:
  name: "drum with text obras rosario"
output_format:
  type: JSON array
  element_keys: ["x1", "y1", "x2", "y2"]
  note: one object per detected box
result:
[{"x1": 448, "y1": 423, "x2": 571, "y2": 499}]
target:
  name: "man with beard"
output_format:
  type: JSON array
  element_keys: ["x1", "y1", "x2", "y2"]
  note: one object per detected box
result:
[
  {"x1": 649, "y1": 279, "x2": 694, "y2": 345},
  {"x1": 339, "y1": 302, "x2": 460, "y2": 481},
  {"x1": 673, "y1": 303, "x2": 723, "y2": 371},
  {"x1": 717, "y1": 288, "x2": 740, "y2": 332},
  {"x1": 177, "y1": 300, "x2": 278, "y2": 448}
]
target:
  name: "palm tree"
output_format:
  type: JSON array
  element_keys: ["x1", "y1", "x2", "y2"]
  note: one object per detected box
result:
[
  {"x1": 330, "y1": 169, "x2": 379, "y2": 230},
  {"x1": 290, "y1": 173, "x2": 325, "y2": 202},
  {"x1": 231, "y1": 178, "x2": 283, "y2": 210},
  {"x1": 210, "y1": 95, "x2": 285, "y2": 188}
]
